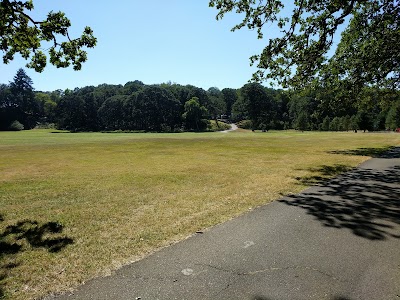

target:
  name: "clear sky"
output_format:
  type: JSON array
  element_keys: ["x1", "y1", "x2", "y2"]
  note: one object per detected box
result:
[{"x1": 0, "y1": 1, "x2": 342, "y2": 92}]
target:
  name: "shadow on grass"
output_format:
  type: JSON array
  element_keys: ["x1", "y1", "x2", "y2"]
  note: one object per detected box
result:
[
  {"x1": 0, "y1": 216, "x2": 73, "y2": 298},
  {"x1": 328, "y1": 146, "x2": 400, "y2": 158},
  {"x1": 296, "y1": 164, "x2": 353, "y2": 186},
  {"x1": 282, "y1": 164, "x2": 400, "y2": 241}
]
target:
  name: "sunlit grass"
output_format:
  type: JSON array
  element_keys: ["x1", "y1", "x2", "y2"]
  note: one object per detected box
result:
[{"x1": 0, "y1": 129, "x2": 399, "y2": 299}]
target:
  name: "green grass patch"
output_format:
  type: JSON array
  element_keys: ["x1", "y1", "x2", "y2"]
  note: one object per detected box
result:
[{"x1": 0, "y1": 129, "x2": 399, "y2": 299}]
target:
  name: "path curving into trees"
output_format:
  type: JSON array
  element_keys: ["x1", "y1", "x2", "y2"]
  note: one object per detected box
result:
[{"x1": 220, "y1": 123, "x2": 238, "y2": 133}]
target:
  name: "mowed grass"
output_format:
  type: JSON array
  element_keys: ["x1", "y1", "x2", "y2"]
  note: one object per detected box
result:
[{"x1": 0, "y1": 129, "x2": 399, "y2": 299}]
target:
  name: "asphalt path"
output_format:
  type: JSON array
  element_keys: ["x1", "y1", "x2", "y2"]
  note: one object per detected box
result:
[
  {"x1": 220, "y1": 123, "x2": 238, "y2": 133},
  {"x1": 49, "y1": 148, "x2": 400, "y2": 300}
]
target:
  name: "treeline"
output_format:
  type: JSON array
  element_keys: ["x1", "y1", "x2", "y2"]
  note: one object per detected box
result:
[
  {"x1": 1, "y1": 68, "x2": 400, "y2": 132},
  {"x1": 233, "y1": 83, "x2": 400, "y2": 132}
]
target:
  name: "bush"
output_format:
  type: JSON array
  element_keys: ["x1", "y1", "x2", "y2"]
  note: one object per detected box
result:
[
  {"x1": 9, "y1": 120, "x2": 24, "y2": 131},
  {"x1": 208, "y1": 120, "x2": 231, "y2": 131},
  {"x1": 35, "y1": 123, "x2": 56, "y2": 129},
  {"x1": 237, "y1": 120, "x2": 253, "y2": 129}
]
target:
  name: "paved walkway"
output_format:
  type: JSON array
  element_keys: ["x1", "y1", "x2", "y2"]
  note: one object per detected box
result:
[
  {"x1": 220, "y1": 123, "x2": 238, "y2": 133},
  {"x1": 50, "y1": 148, "x2": 400, "y2": 300}
]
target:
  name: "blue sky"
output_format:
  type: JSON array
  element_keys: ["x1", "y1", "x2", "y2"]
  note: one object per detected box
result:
[
  {"x1": 0, "y1": 1, "x2": 270, "y2": 91},
  {"x1": 0, "y1": 1, "x2": 342, "y2": 92}
]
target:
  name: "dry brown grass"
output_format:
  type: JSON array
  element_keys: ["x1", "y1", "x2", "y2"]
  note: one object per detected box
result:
[{"x1": 0, "y1": 129, "x2": 398, "y2": 299}]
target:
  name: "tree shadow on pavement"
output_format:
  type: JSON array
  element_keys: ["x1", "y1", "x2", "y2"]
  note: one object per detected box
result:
[
  {"x1": 328, "y1": 146, "x2": 400, "y2": 158},
  {"x1": 280, "y1": 164, "x2": 400, "y2": 240},
  {"x1": 0, "y1": 216, "x2": 73, "y2": 298}
]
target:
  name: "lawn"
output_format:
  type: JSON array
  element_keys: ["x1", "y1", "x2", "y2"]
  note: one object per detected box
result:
[{"x1": 0, "y1": 129, "x2": 399, "y2": 300}]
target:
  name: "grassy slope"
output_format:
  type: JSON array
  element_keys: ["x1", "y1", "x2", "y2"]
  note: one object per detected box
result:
[{"x1": 0, "y1": 129, "x2": 399, "y2": 299}]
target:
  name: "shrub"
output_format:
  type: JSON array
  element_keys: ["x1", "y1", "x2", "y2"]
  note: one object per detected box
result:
[
  {"x1": 35, "y1": 123, "x2": 56, "y2": 129},
  {"x1": 237, "y1": 120, "x2": 253, "y2": 129},
  {"x1": 208, "y1": 120, "x2": 231, "y2": 131},
  {"x1": 9, "y1": 120, "x2": 24, "y2": 131}
]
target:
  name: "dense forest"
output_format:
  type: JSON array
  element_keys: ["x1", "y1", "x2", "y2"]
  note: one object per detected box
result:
[{"x1": 1, "y1": 68, "x2": 400, "y2": 132}]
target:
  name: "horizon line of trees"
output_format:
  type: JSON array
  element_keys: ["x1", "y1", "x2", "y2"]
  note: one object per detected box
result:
[{"x1": 1, "y1": 69, "x2": 400, "y2": 133}]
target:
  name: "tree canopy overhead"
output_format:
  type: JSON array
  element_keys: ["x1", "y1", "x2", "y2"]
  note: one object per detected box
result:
[
  {"x1": 0, "y1": 0, "x2": 97, "y2": 72},
  {"x1": 209, "y1": 0, "x2": 399, "y2": 89}
]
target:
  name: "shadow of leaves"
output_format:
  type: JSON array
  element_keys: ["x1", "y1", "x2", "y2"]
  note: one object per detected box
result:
[
  {"x1": 281, "y1": 164, "x2": 400, "y2": 241},
  {"x1": 296, "y1": 164, "x2": 353, "y2": 186},
  {"x1": 0, "y1": 217, "x2": 73, "y2": 298},
  {"x1": 328, "y1": 146, "x2": 400, "y2": 158},
  {"x1": 1, "y1": 220, "x2": 73, "y2": 253}
]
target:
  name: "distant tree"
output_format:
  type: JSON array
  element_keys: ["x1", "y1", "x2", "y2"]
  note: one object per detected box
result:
[
  {"x1": 295, "y1": 111, "x2": 309, "y2": 131},
  {"x1": 341, "y1": 115, "x2": 351, "y2": 131},
  {"x1": 56, "y1": 89, "x2": 87, "y2": 131},
  {"x1": 241, "y1": 83, "x2": 273, "y2": 130},
  {"x1": 35, "y1": 92, "x2": 57, "y2": 123},
  {"x1": 78, "y1": 86, "x2": 98, "y2": 131},
  {"x1": 8, "y1": 120, "x2": 24, "y2": 131},
  {"x1": 231, "y1": 95, "x2": 248, "y2": 122},
  {"x1": 123, "y1": 81, "x2": 145, "y2": 95},
  {"x1": 9, "y1": 68, "x2": 39, "y2": 129},
  {"x1": 207, "y1": 87, "x2": 226, "y2": 119},
  {"x1": 385, "y1": 101, "x2": 400, "y2": 130},
  {"x1": 0, "y1": 0, "x2": 96, "y2": 72},
  {"x1": 321, "y1": 116, "x2": 330, "y2": 131},
  {"x1": 49, "y1": 89, "x2": 63, "y2": 104},
  {"x1": 93, "y1": 84, "x2": 123, "y2": 106},
  {"x1": 356, "y1": 111, "x2": 374, "y2": 132},
  {"x1": 182, "y1": 97, "x2": 208, "y2": 131},
  {"x1": 372, "y1": 111, "x2": 386, "y2": 131},
  {"x1": 98, "y1": 95, "x2": 127, "y2": 130},
  {"x1": 330, "y1": 117, "x2": 340, "y2": 131},
  {"x1": 131, "y1": 86, "x2": 182, "y2": 132},
  {"x1": 350, "y1": 115, "x2": 359, "y2": 132},
  {"x1": 221, "y1": 88, "x2": 238, "y2": 117},
  {"x1": 288, "y1": 95, "x2": 317, "y2": 129},
  {"x1": 161, "y1": 84, "x2": 191, "y2": 105},
  {"x1": 55, "y1": 86, "x2": 100, "y2": 131},
  {"x1": 186, "y1": 86, "x2": 211, "y2": 116},
  {"x1": 207, "y1": 87, "x2": 221, "y2": 97},
  {"x1": 0, "y1": 83, "x2": 13, "y2": 130},
  {"x1": 312, "y1": 80, "x2": 358, "y2": 122},
  {"x1": 269, "y1": 89, "x2": 290, "y2": 130}
]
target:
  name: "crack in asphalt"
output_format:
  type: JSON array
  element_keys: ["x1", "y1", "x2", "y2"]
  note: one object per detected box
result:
[
  {"x1": 244, "y1": 265, "x2": 343, "y2": 282},
  {"x1": 124, "y1": 273, "x2": 179, "y2": 283},
  {"x1": 195, "y1": 263, "x2": 344, "y2": 282}
]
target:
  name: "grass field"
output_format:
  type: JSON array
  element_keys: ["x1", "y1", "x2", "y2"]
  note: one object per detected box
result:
[{"x1": 0, "y1": 129, "x2": 399, "y2": 300}]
